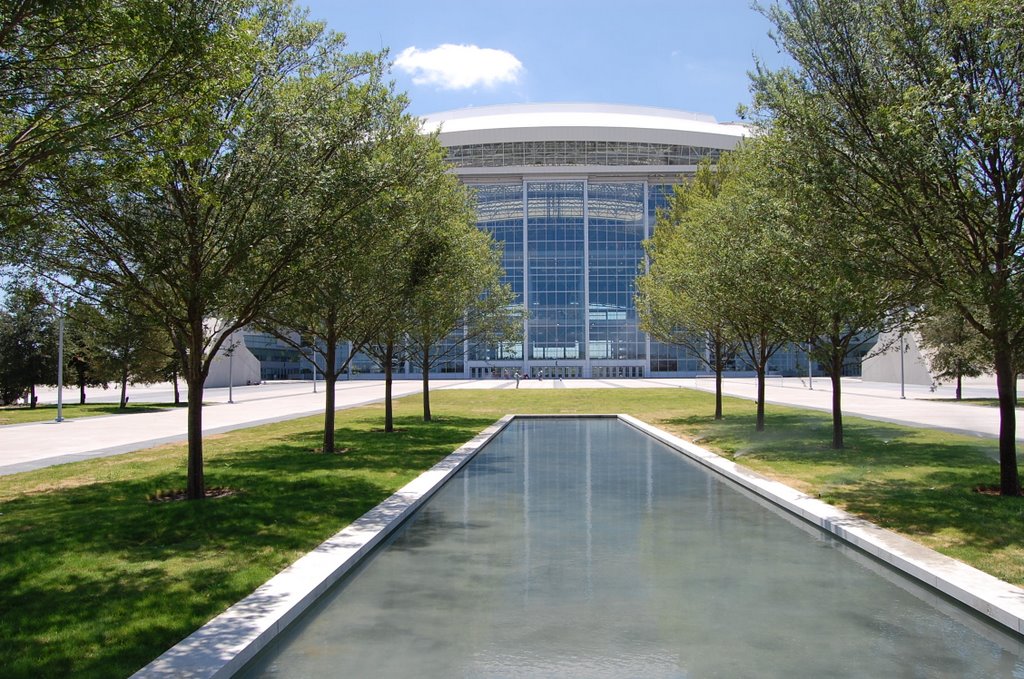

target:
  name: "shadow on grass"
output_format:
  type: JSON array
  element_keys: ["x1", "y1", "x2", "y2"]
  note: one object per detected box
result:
[
  {"x1": 827, "y1": 472, "x2": 1024, "y2": 548},
  {"x1": 0, "y1": 469, "x2": 398, "y2": 675}
]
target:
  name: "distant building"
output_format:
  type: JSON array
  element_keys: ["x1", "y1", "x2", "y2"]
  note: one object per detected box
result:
[
  {"x1": 425, "y1": 103, "x2": 807, "y2": 379},
  {"x1": 206, "y1": 329, "x2": 261, "y2": 388},
  {"x1": 238, "y1": 103, "x2": 871, "y2": 380}
]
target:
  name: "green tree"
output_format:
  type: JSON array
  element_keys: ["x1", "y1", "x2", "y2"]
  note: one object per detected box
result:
[
  {"x1": 0, "y1": 281, "x2": 56, "y2": 406},
  {"x1": 753, "y1": 0, "x2": 1024, "y2": 494},
  {"x1": 63, "y1": 300, "x2": 114, "y2": 404},
  {"x1": 757, "y1": 129, "x2": 906, "y2": 449},
  {"x1": 0, "y1": 0, "x2": 238, "y2": 243},
  {"x1": 356, "y1": 211, "x2": 428, "y2": 434},
  {"x1": 257, "y1": 106, "x2": 432, "y2": 452},
  {"x1": 639, "y1": 157, "x2": 740, "y2": 420},
  {"x1": 918, "y1": 306, "x2": 990, "y2": 401},
  {"x1": 40, "y1": 1, "x2": 393, "y2": 499},
  {"x1": 92, "y1": 295, "x2": 171, "y2": 408},
  {"x1": 404, "y1": 174, "x2": 519, "y2": 422},
  {"x1": 654, "y1": 142, "x2": 799, "y2": 432},
  {"x1": 354, "y1": 136, "x2": 493, "y2": 432}
]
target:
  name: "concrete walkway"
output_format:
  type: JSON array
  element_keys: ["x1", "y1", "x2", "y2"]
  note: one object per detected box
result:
[
  {"x1": 1, "y1": 376, "x2": 1017, "y2": 476},
  {"x1": 0, "y1": 380, "x2": 477, "y2": 476},
  {"x1": 641, "y1": 376, "x2": 1023, "y2": 442}
]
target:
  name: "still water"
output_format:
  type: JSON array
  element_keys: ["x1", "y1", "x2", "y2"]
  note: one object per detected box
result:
[{"x1": 241, "y1": 417, "x2": 1024, "y2": 678}]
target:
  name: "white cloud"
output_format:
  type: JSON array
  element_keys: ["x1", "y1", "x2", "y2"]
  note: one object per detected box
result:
[{"x1": 394, "y1": 44, "x2": 523, "y2": 90}]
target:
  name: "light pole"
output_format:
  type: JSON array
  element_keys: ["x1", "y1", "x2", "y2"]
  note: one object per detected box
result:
[
  {"x1": 899, "y1": 332, "x2": 906, "y2": 399},
  {"x1": 226, "y1": 339, "x2": 237, "y2": 404},
  {"x1": 55, "y1": 314, "x2": 64, "y2": 422}
]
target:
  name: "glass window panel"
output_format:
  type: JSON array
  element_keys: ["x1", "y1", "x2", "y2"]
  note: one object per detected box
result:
[
  {"x1": 526, "y1": 182, "x2": 586, "y2": 361},
  {"x1": 588, "y1": 182, "x2": 646, "y2": 361},
  {"x1": 443, "y1": 141, "x2": 725, "y2": 168}
]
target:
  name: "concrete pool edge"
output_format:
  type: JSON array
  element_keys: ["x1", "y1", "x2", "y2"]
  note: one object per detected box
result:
[
  {"x1": 131, "y1": 414, "x2": 516, "y2": 679},
  {"x1": 619, "y1": 413, "x2": 1024, "y2": 637}
]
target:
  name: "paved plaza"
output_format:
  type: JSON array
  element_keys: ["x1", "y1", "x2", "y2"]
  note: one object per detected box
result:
[{"x1": 1, "y1": 376, "x2": 1019, "y2": 476}]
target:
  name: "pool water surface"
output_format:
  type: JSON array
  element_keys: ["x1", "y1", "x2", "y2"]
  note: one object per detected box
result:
[{"x1": 240, "y1": 417, "x2": 1024, "y2": 678}]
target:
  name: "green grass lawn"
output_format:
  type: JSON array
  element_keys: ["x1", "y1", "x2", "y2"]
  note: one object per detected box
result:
[
  {"x1": 1, "y1": 387, "x2": 1021, "y2": 678},
  {"x1": 0, "y1": 402, "x2": 181, "y2": 425}
]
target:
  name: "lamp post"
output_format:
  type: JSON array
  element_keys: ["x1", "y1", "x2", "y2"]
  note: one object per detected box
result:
[
  {"x1": 226, "y1": 339, "x2": 237, "y2": 404},
  {"x1": 55, "y1": 314, "x2": 64, "y2": 422},
  {"x1": 899, "y1": 332, "x2": 906, "y2": 399}
]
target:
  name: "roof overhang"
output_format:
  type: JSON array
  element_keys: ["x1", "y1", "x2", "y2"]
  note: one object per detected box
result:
[{"x1": 422, "y1": 103, "x2": 749, "y2": 150}]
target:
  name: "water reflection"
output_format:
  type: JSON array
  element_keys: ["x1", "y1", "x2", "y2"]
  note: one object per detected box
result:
[{"x1": 240, "y1": 418, "x2": 1024, "y2": 678}]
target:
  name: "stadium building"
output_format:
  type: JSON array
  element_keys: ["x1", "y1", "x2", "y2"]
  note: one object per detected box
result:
[
  {"x1": 429, "y1": 103, "x2": 759, "y2": 380},
  {"x1": 233, "y1": 103, "x2": 856, "y2": 384}
]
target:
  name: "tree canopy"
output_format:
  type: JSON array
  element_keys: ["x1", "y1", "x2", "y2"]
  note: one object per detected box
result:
[
  {"x1": 27, "y1": 0, "x2": 407, "y2": 498},
  {"x1": 639, "y1": 156, "x2": 740, "y2": 420},
  {"x1": 0, "y1": 0, "x2": 243, "y2": 242},
  {"x1": 753, "y1": 0, "x2": 1024, "y2": 492}
]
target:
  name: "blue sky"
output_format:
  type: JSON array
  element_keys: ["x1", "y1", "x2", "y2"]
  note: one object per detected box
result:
[{"x1": 299, "y1": 0, "x2": 791, "y2": 123}]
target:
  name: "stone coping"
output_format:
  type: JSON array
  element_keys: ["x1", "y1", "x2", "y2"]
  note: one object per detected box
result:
[
  {"x1": 133, "y1": 413, "x2": 1024, "y2": 678},
  {"x1": 619, "y1": 414, "x2": 1024, "y2": 638}
]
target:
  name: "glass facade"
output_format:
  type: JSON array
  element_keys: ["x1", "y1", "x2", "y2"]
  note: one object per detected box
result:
[
  {"x1": 242, "y1": 333, "x2": 352, "y2": 381},
  {"x1": 646, "y1": 183, "x2": 699, "y2": 374},
  {"x1": 445, "y1": 141, "x2": 722, "y2": 169},
  {"x1": 587, "y1": 182, "x2": 645, "y2": 362},
  {"x1": 465, "y1": 179, "x2": 704, "y2": 378},
  {"x1": 469, "y1": 185, "x2": 524, "y2": 362},
  {"x1": 457, "y1": 176, "x2": 820, "y2": 378},
  {"x1": 527, "y1": 182, "x2": 586, "y2": 361}
]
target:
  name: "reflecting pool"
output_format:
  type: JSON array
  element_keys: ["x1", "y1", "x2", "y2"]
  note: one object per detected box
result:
[{"x1": 240, "y1": 418, "x2": 1024, "y2": 678}]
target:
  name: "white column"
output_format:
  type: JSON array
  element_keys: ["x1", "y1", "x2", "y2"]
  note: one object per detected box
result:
[
  {"x1": 583, "y1": 180, "x2": 591, "y2": 378},
  {"x1": 521, "y1": 181, "x2": 530, "y2": 375}
]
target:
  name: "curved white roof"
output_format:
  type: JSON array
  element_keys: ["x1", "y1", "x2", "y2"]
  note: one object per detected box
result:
[{"x1": 422, "y1": 103, "x2": 748, "y2": 149}]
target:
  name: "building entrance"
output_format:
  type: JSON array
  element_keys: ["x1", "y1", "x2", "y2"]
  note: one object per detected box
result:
[
  {"x1": 470, "y1": 366, "x2": 517, "y2": 379},
  {"x1": 534, "y1": 365, "x2": 580, "y2": 379},
  {"x1": 592, "y1": 365, "x2": 645, "y2": 379}
]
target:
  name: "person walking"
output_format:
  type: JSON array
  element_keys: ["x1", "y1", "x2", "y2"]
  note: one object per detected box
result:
[{"x1": 514, "y1": 371, "x2": 521, "y2": 388}]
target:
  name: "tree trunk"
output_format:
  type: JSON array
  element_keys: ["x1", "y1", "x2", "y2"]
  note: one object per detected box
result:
[
  {"x1": 186, "y1": 374, "x2": 205, "y2": 499},
  {"x1": 172, "y1": 370, "x2": 180, "y2": 406},
  {"x1": 956, "y1": 373, "x2": 962, "y2": 400},
  {"x1": 755, "y1": 363, "x2": 766, "y2": 432},
  {"x1": 29, "y1": 383, "x2": 36, "y2": 408},
  {"x1": 323, "y1": 334, "x2": 337, "y2": 454},
  {"x1": 993, "y1": 343, "x2": 1021, "y2": 496},
  {"x1": 830, "y1": 348, "x2": 844, "y2": 450},
  {"x1": 77, "y1": 369, "x2": 87, "y2": 404},
  {"x1": 384, "y1": 340, "x2": 394, "y2": 433},
  {"x1": 422, "y1": 345, "x2": 431, "y2": 422},
  {"x1": 185, "y1": 321, "x2": 207, "y2": 500}
]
